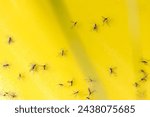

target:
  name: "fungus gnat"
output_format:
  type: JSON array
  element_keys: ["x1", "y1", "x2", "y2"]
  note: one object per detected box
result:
[
  {"x1": 67, "y1": 80, "x2": 73, "y2": 86},
  {"x1": 58, "y1": 83, "x2": 64, "y2": 87},
  {"x1": 3, "y1": 92, "x2": 9, "y2": 96},
  {"x1": 73, "y1": 90, "x2": 79, "y2": 96},
  {"x1": 86, "y1": 96, "x2": 90, "y2": 100},
  {"x1": 140, "y1": 69, "x2": 147, "y2": 75},
  {"x1": 18, "y1": 73, "x2": 22, "y2": 79},
  {"x1": 43, "y1": 64, "x2": 46, "y2": 70},
  {"x1": 40, "y1": 64, "x2": 47, "y2": 70},
  {"x1": 141, "y1": 59, "x2": 149, "y2": 65},
  {"x1": 93, "y1": 23, "x2": 98, "y2": 31},
  {"x1": 102, "y1": 16, "x2": 110, "y2": 25},
  {"x1": 134, "y1": 82, "x2": 139, "y2": 87},
  {"x1": 109, "y1": 67, "x2": 117, "y2": 75},
  {"x1": 30, "y1": 64, "x2": 37, "y2": 71},
  {"x1": 71, "y1": 21, "x2": 77, "y2": 28},
  {"x1": 3, "y1": 64, "x2": 9, "y2": 67},
  {"x1": 88, "y1": 88, "x2": 95, "y2": 96},
  {"x1": 59, "y1": 49, "x2": 67, "y2": 57},
  {"x1": 61, "y1": 50, "x2": 65, "y2": 56},
  {"x1": 10, "y1": 93, "x2": 17, "y2": 98},
  {"x1": 88, "y1": 78, "x2": 96, "y2": 83},
  {"x1": 140, "y1": 75, "x2": 148, "y2": 82},
  {"x1": 8, "y1": 37, "x2": 13, "y2": 44}
]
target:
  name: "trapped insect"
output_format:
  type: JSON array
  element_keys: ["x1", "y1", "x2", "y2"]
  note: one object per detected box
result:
[
  {"x1": 67, "y1": 80, "x2": 73, "y2": 86},
  {"x1": 93, "y1": 23, "x2": 98, "y2": 31},
  {"x1": 59, "y1": 49, "x2": 67, "y2": 57},
  {"x1": 61, "y1": 50, "x2": 65, "y2": 56},
  {"x1": 86, "y1": 96, "x2": 90, "y2": 100},
  {"x1": 102, "y1": 16, "x2": 110, "y2": 25},
  {"x1": 30, "y1": 64, "x2": 37, "y2": 71},
  {"x1": 40, "y1": 64, "x2": 47, "y2": 70},
  {"x1": 140, "y1": 69, "x2": 147, "y2": 75},
  {"x1": 58, "y1": 83, "x2": 64, "y2": 86},
  {"x1": 3, "y1": 92, "x2": 9, "y2": 96},
  {"x1": 42, "y1": 64, "x2": 46, "y2": 70},
  {"x1": 140, "y1": 75, "x2": 148, "y2": 82},
  {"x1": 141, "y1": 59, "x2": 149, "y2": 65},
  {"x1": 137, "y1": 90, "x2": 146, "y2": 99},
  {"x1": 10, "y1": 93, "x2": 17, "y2": 98},
  {"x1": 73, "y1": 90, "x2": 79, "y2": 95},
  {"x1": 18, "y1": 73, "x2": 22, "y2": 79},
  {"x1": 109, "y1": 67, "x2": 117, "y2": 75},
  {"x1": 8, "y1": 37, "x2": 13, "y2": 44},
  {"x1": 88, "y1": 78, "x2": 96, "y2": 83},
  {"x1": 71, "y1": 21, "x2": 77, "y2": 28},
  {"x1": 88, "y1": 88, "x2": 95, "y2": 96},
  {"x1": 3, "y1": 64, "x2": 10, "y2": 67},
  {"x1": 134, "y1": 82, "x2": 139, "y2": 87}
]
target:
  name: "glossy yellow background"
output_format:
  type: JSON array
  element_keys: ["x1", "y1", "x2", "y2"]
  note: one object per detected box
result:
[{"x1": 0, "y1": 0, "x2": 150, "y2": 99}]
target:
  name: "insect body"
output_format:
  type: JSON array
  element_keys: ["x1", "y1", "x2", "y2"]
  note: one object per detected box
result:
[
  {"x1": 8, "y1": 37, "x2": 13, "y2": 44},
  {"x1": 30, "y1": 64, "x2": 37, "y2": 71},
  {"x1": 88, "y1": 78, "x2": 96, "y2": 83},
  {"x1": 109, "y1": 67, "x2": 117, "y2": 75},
  {"x1": 43, "y1": 64, "x2": 46, "y2": 70},
  {"x1": 71, "y1": 21, "x2": 78, "y2": 28},
  {"x1": 86, "y1": 96, "x2": 90, "y2": 100},
  {"x1": 73, "y1": 90, "x2": 79, "y2": 96},
  {"x1": 88, "y1": 88, "x2": 95, "y2": 96},
  {"x1": 102, "y1": 16, "x2": 110, "y2": 25},
  {"x1": 134, "y1": 82, "x2": 139, "y2": 87},
  {"x1": 3, "y1": 92, "x2": 9, "y2": 96},
  {"x1": 58, "y1": 83, "x2": 64, "y2": 86},
  {"x1": 93, "y1": 24, "x2": 98, "y2": 31},
  {"x1": 67, "y1": 80, "x2": 73, "y2": 86},
  {"x1": 10, "y1": 93, "x2": 17, "y2": 98},
  {"x1": 18, "y1": 73, "x2": 22, "y2": 80},
  {"x1": 140, "y1": 69, "x2": 146, "y2": 75},
  {"x1": 40, "y1": 64, "x2": 47, "y2": 70},
  {"x1": 140, "y1": 75, "x2": 148, "y2": 82},
  {"x1": 59, "y1": 49, "x2": 67, "y2": 57},
  {"x1": 141, "y1": 59, "x2": 149, "y2": 65},
  {"x1": 3, "y1": 64, "x2": 10, "y2": 67}
]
